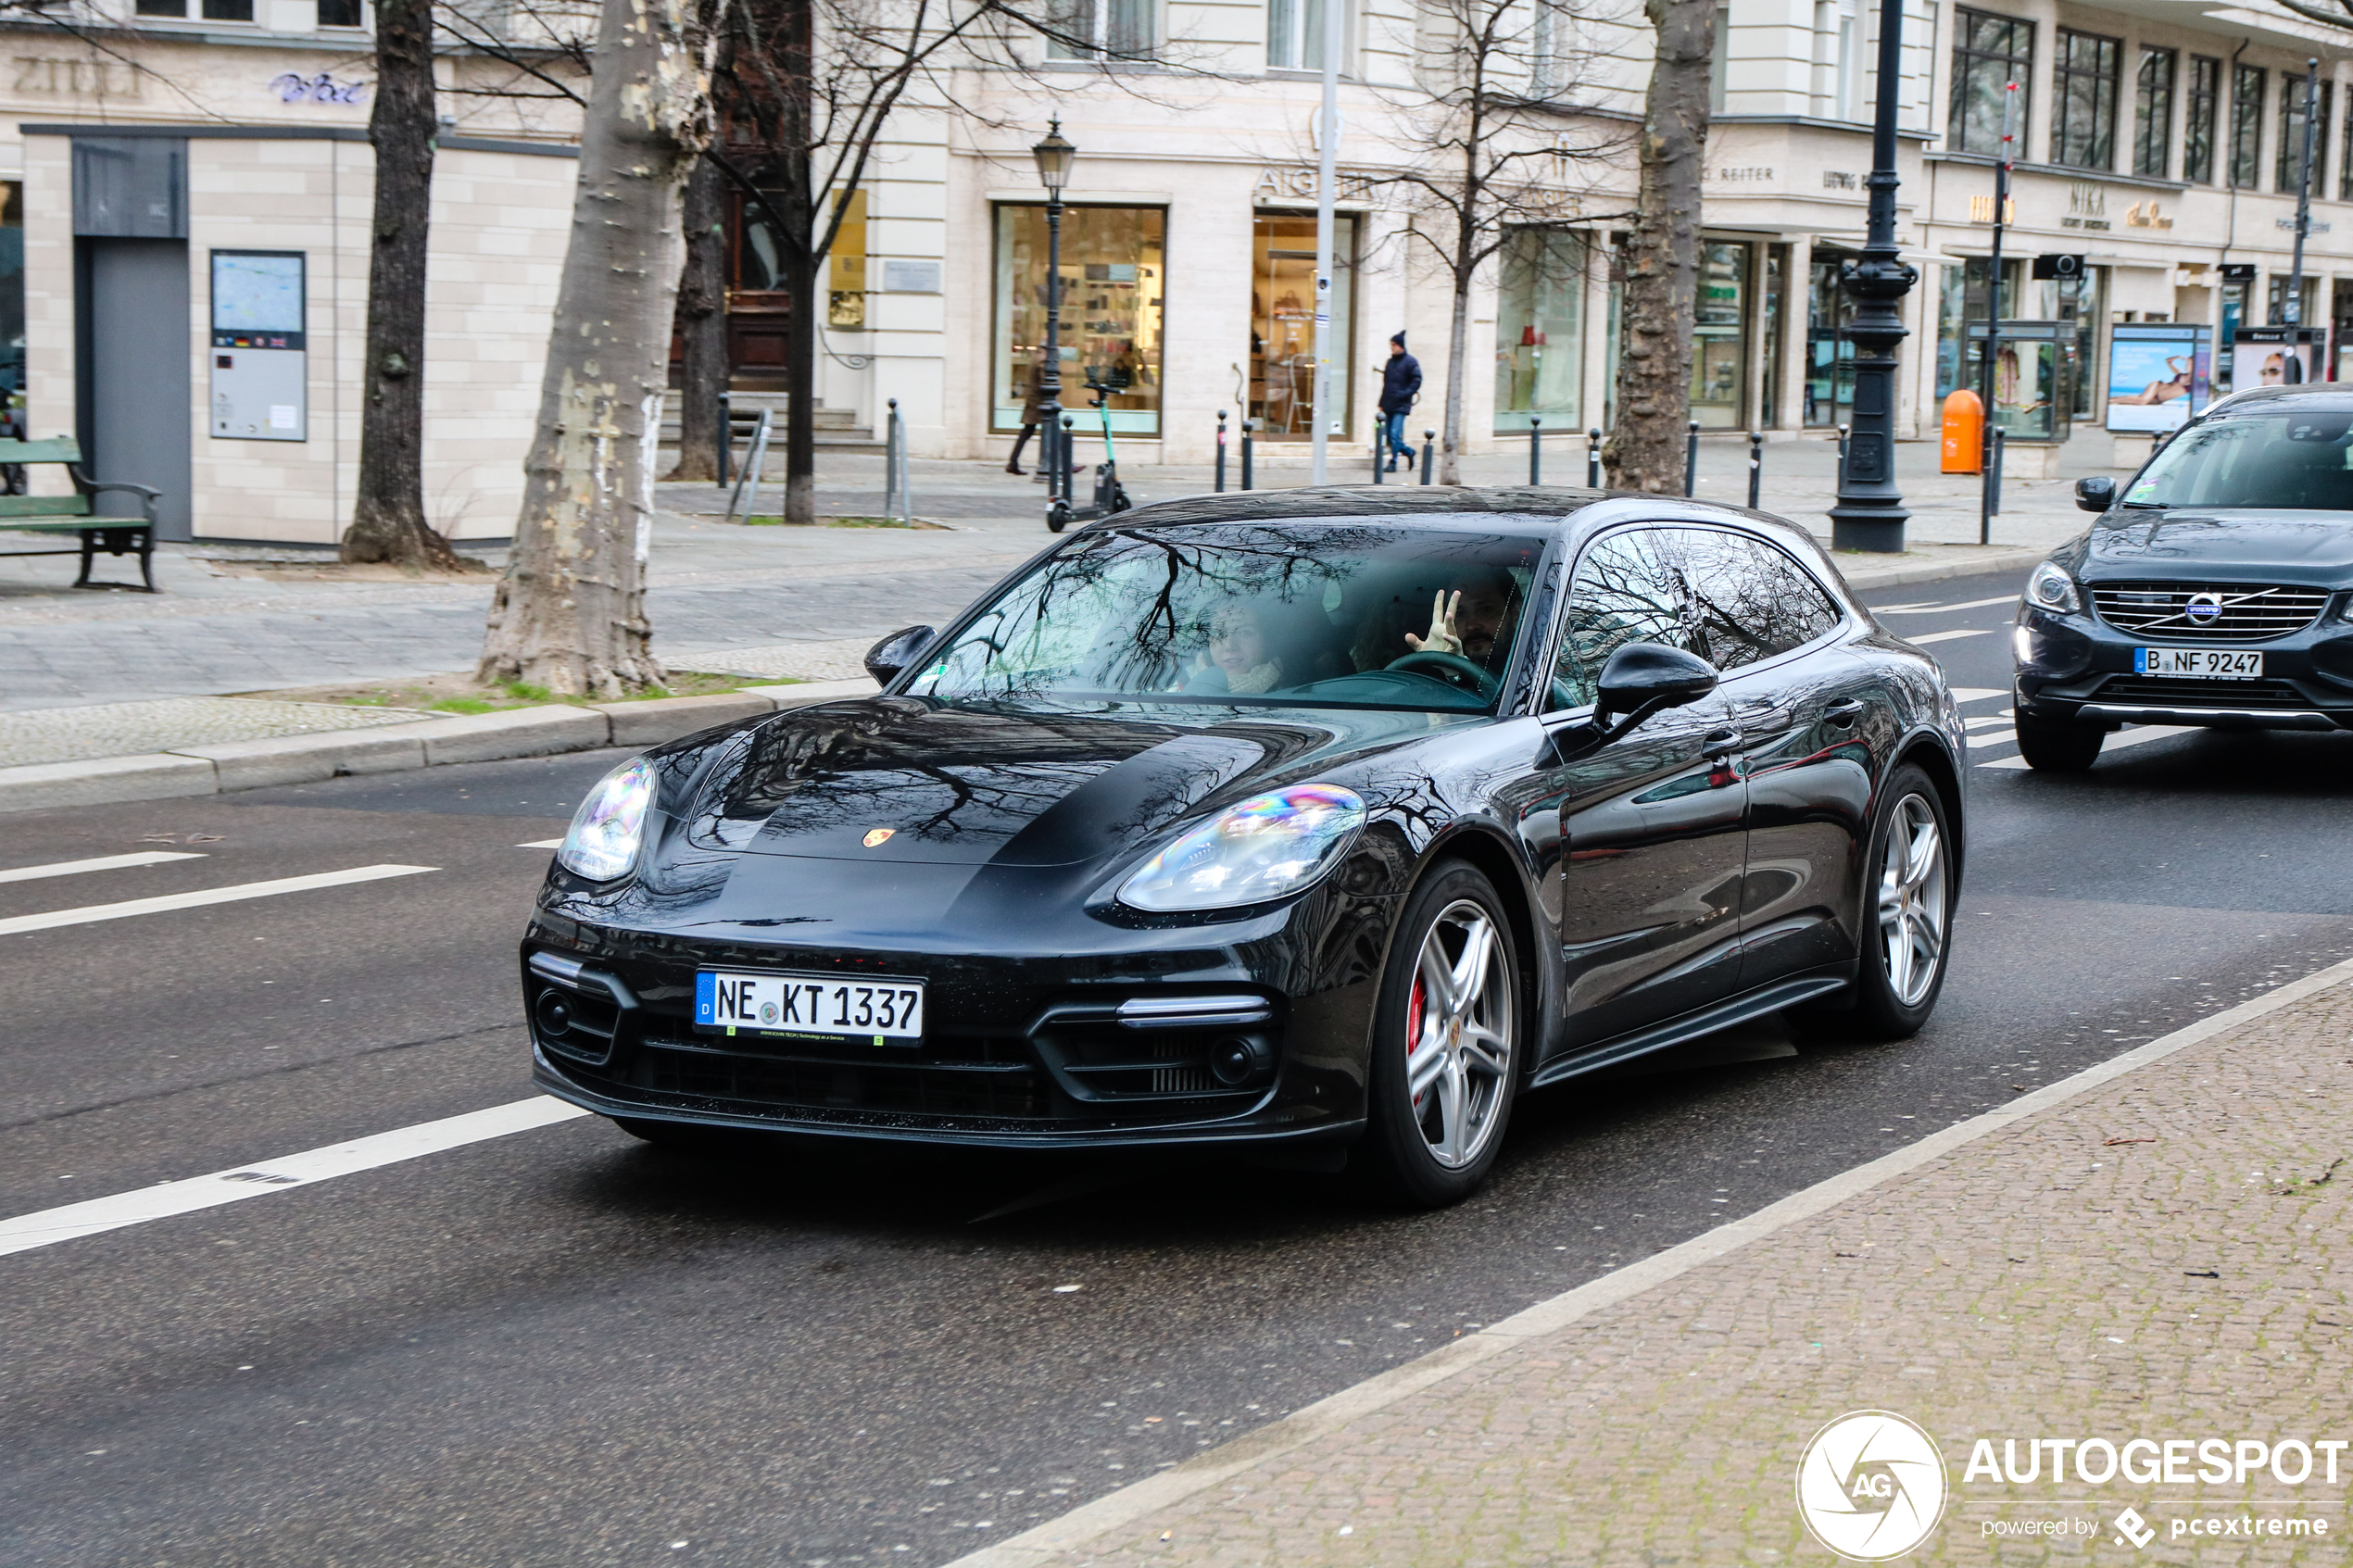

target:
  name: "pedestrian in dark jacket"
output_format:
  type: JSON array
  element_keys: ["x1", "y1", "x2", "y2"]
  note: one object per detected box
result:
[
  {"x1": 1007, "y1": 350, "x2": 1051, "y2": 475},
  {"x1": 1378, "y1": 333, "x2": 1422, "y2": 471}
]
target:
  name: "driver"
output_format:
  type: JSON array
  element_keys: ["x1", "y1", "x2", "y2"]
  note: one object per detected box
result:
[{"x1": 1402, "y1": 568, "x2": 1523, "y2": 674}]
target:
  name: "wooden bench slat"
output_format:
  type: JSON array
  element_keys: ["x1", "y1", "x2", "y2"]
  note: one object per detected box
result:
[
  {"x1": 0, "y1": 437, "x2": 83, "y2": 464},
  {"x1": 0, "y1": 495, "x2": 94, "y2": 519}
]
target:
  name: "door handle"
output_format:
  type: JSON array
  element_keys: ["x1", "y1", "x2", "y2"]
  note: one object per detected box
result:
[
  {"x1": 1703, "y1": 727, "x2": 1744, "y2": 759},
  {"x1": 1823, "y1": 698, "x2": 1865, "y2": 727}
]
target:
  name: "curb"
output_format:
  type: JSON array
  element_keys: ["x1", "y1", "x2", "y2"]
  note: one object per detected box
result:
[
  {"x1": 946, "y1": 951, "x2": 2353, "y2": 1568},
  {"x1": 0, "y1": 678, "x2": 878, "y2": 814},
  {"x1": 1831, "y1": 546, "x2": 2046, "y2": 592}
]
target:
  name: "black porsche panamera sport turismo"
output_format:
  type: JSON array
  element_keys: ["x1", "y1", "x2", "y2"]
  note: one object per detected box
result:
[
  {"x1": 522, "y1": 487, "x2": 1969, "y2": 1206},
  {"x1": 2019, "y1": 385, "x2": 2353, "y2": 771}
]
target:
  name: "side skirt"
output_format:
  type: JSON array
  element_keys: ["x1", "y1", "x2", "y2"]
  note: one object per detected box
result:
[{"x1": 1529, "y1": 969, "x2": 1853, "y2": 1090}]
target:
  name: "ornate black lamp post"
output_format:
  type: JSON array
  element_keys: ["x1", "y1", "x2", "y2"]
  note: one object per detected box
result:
[
  {"x1": 1826, "y1": 0, "x2": 1917, "y2": 553},
  {"x1": 1032, "y1": 119, "x2": 1076, "y2": 510}
]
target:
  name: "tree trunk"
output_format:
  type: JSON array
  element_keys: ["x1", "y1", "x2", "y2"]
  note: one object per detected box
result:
[
  {"x1": 1604, "y1": 0, "x2": 1712, "y2": 493},
  {"x1": 1440, "y1": 267, "x2": 1472, "y2": 485},
  {"x1": 477, "y1": 0, "x2": 715, "y2": 695},
  {"x1": 340, "y1": 0, "x2": 459, "y2": 569},
  {"x1": 779, "y1": 0, "x2": 820, "y2": 526},
  {"x1": 667, "y1": 154, "x2": 727, "y2": 483}
]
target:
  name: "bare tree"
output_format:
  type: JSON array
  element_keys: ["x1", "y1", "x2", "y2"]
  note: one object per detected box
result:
[
  {"x1": 1604, "y1": 0, "x2": 1711, "y2": 492},
  {"x1": 475, "y1": 0, "x2": 722, "y2": 695},
  {"x1": 1362, "y1": 0, "x2": 1628, "y2": 484},
  {"x1": 341, "y1": 0, "x2": 463, "y2": 568}
]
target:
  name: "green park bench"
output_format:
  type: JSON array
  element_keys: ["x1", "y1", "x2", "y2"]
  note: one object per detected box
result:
[{"x1": 0, "y1": 436, "x2": 163, "y2": 592}]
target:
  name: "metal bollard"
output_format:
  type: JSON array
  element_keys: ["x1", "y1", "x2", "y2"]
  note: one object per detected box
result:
[
  {"x1": 1684, "y1": 420, "x2": 1699, "y2": 498},
  {"x1": 1836, "y1": 423, "x2": 1850, "y2": 489},
  {"x1": 887, "y1": 398, "x2": 912, "y2": 523},
  {"x1": 885, "y1": 398, "x2": 902, "y2": 519},
  {"x1": 1989, "y1": 427, "x2": 2006, "y2": 517},
  {"x1": 1240, "y1": 419, "x2": 1255, "y2": 491},
  {"x1": 1529, "y1": 415, "x2": 1542, "y2": 486},
  {"x1": 1746, "y1": 431, "x2": 1763, "y2": 509},
  {"x1": 716, "y1": 389, "x2": 732, "y2": 487},
  {"x1": 1371, "y1": 430, "x2": 1384, "y2": 485},
  {"x1": 1421, "y1": 431, "x2": 1436, "y2": 484},
  {"x1": 1214, "y1": 409, "x2": 1228, "y2": 493},
  {"x1": 1587, "y1": 427, "x2": 1602, "y2": 488}
]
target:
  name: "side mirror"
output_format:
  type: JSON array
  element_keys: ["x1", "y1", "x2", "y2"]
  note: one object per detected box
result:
[
  {"x1": 1595, "y1": 641, "x2": 1719, "y2": 721},
  {"x1": 2074, "y1": 476, "x2": 2117, "y2": 513},
  {"x1": 863, "y1": 625, "x2": 936, "y2": 686}
]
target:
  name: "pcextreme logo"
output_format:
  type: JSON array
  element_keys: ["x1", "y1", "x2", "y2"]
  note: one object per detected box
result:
[{"x1": 1796, "y1": 1411, "x2": 1950, "y2": 1561}]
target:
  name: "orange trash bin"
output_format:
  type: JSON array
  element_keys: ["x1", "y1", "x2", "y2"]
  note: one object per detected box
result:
[{"x1": 1940, "y1": 389, "x2": 1984, "y2": 474}]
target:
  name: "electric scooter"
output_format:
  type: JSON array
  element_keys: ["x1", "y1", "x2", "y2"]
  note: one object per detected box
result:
[{"x1": 1046, "y1": 380, "x2": 1135, "y2": 533}]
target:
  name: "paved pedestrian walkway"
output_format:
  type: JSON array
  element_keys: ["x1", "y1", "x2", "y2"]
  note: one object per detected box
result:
[{"x1": 963, "y1": 965, "x2": 2353, "y2": 1567}]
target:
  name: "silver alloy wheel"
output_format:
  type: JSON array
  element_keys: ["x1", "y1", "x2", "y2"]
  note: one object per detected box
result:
[
  {"x1": 1877, "y1": 792, "x2": 1948, "y2": 1008},
  {"x1": 1404, "y1": 899, "x2": 1515, "y2": 1169}
]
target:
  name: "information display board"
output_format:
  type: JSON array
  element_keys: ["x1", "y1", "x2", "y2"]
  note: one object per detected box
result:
[
  {"x1": 2228, "y1": 326, "x2": 2322, "y2": 396},
  {"x1": 2105, "y1": 323, "x2": 2211, "y2": 433},
  {"x1": 209, "y1": 250, "x2": 307, "y2": 442}
]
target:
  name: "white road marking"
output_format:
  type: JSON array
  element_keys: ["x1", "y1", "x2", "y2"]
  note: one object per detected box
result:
[
  {"x1": 0, "y1": 851, "x2": 205, "y2": 885},
  {"x1": 1962, "y1": 713, "x2": 2012, "y2": 730},
  {"x1": 517, "y1": 839, "x2": 565, "y2": 850},
  {"x1": 1948, "y1": 686, "x2": 2007, "y2": 704},
  {"x1": 1876, "y1": 595, "x2": 2020, "y2": 616},
  {"x1": 1966, "y1": 731, "x2": 2019, "y2": 748},
  {"x1": 0, "y1": 1098, "x2": 592, "y2": 1259},
  {"x1": 0, "y1": 864, "x2": 436, "y2": 938},
  {"x1": 1907, "y1": 628, "x2": 1994, "y2": 646},
  {"x1": 1980, "y1": 725, "x2": 2199, "y2": 770}
]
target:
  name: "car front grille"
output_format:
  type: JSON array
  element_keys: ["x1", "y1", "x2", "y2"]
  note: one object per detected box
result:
[
  {"x1": 2093, "y1": 677, "x2": 2323, "y2": 709},
  {"x1": 2091, "y1": 582, "x2": 2332, "y2": 642}
]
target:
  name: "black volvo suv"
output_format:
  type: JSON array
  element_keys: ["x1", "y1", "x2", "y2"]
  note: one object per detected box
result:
[{"x1": 2013, "y1": 385, "x2": 2353, "y2": 771}]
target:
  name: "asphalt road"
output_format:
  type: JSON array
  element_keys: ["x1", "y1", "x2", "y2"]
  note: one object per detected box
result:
[{"x1": 9, "y1": 568, "x2": 2353, "y2": 1566}]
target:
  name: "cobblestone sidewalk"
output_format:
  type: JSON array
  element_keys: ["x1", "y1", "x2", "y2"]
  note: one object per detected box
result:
[{"x1": 969, "y1": 966, "x2": 2353, "y2": 1567}]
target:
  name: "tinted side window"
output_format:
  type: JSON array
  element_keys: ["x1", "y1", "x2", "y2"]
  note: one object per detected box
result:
[
  {"x1": 1549, "y1": 529, "x2": 1699, "y2": 711},
  {"x1": 1673, "y1": 528, "x2": 1844, "y2": 671}
]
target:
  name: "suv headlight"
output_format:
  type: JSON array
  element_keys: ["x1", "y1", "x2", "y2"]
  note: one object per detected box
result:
[
  {"x1": 558, "y1": 758, "x2": 658, "y2": 881},
  {"x1": 2026, "y1": 560, "x2": 2081, "y2": 614},
  {"x1": 1118, "y1": 784, "x2": 1366, "y2": 912}
]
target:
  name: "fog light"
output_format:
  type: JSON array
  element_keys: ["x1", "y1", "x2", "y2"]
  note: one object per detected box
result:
[
  {"x1": 1209, "y1": 1035, "x2": 1273, "y2": 1087},
  {"x1": 535, "y1": 989, "x2": 573, "y2": 1038},
  {"x1": 2012, "y1": 625, "x2": 2034, "y2": 664}
]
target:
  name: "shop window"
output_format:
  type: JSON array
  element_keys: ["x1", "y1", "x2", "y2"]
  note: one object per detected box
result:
[
  {"x1": 2185, "y1": 56, "x2": 2220, "y2": 184},
  {"x1": 2266, "y1": 274, "x2": 2319, "y2": 327},
  {"x1": 1932, "y1": 255, "x2": 2024, "y2": 406},
  {"x1": 2133, "y1": 47, "x2": 2174, "y2": 179},
  {"x1": 317, "y1": 0, "x2": 364, "y2": 25},
  {"x1": 1267, "y1": 0, "x2": 1345, "y2": 72},
  {"x1": 1691, "y1": 240, "x2": 1748, "y2": 429},
  {"x1": 1810, "y1": 254, "x2": 1855, "y2": 427},
  {"x1": 1761, "y1": 245, "x2": 1786, "y2": 425},
  {"x1": 2217, "y1": 278, "x2": 2247, "y2": 390},
  {"x1": 1948, "y1": 10, "x2": 2032, "y2": 156},
  {"x1": 2050, "y1": 29, "x2": 2120, "y2": 170},
  {"x1": 2276, "y1": 74, "x2": 2331, "y2": 194},
  {"x1": 828, "y1": 189, "x2": 866, "y2": 330},
  {"x1": 992, "y1": 204, "x2": 1164, "y2": 435},
  {"x1": 0, "y1": 182, "x2": 20, "y2": 398},
  {"x1": 1046, "y1": 0, "x2": 1154, "y2": 59},
  {"x1": 2230, "y1": 65, "x2": 2264, "y2": 188},
  {"x1": 1248, "y1": 212, "x2": 1355, "y2": 439},
  {"x1": 1493, "y1": 228, "x2": 1587, "y2": 433}
]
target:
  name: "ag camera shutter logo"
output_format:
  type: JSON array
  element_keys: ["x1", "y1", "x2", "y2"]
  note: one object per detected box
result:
[{"x1": 1796, "y1": 1411, "x2": 1948, "y2": 1560}]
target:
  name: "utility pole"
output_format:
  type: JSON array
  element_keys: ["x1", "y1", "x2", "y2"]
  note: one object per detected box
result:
[
  {"x1": 1825, "y1": 0, "x2": 1916, "y2": 551},
  {"x1": 1308, "y1": 0, "x2": 1342, "y2": 485},
  {"x1": 1977, "y1": 81, "x2": 2016, "y2": 546},
  {"x1": 2284, "y1": 58, "x2": 2318, "y2": 382}
]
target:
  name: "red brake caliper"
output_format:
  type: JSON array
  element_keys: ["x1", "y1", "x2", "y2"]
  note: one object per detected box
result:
[{"x1": 1407, "y1": 973, "x2": 1426, "y2": 1107}]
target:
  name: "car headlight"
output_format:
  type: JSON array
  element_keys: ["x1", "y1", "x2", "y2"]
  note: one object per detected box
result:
[
  {"x1": 557, "y1": 758, "x2": 658, "y2": 881},
  {"x1": 1118, "y1": 784, "x2": 1366, "y2": 912},
  {"x1": 2025, "y1": 560, "x2": 2081, "y2": 614}
]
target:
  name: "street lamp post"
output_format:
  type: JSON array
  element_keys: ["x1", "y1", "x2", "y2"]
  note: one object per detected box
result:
[
  {"x1": 1825, "y1": 0, "x2": 1918, "y2": 553},
  {"x1": 2284, "y1": 59, "x2": 2319, "y2": 381},
  {"x1": 1032, "y1": 119, "x2": 1076, "y2": 511}
]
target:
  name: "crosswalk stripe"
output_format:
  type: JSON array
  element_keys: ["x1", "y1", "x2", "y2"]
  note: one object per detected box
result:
[
  {"x1": 1876, "y1": 595, "x2": 2020, "y2": 616},
  {"x1": 0, "y1": 1098, "x2": 592, "y2": 1259},
  {"x1": 0, "y1": 863, "x2": 437, "y2": 938},
  {"x1": 1981, "y1": 725, "x2": 2199, "y2": 770},
  {"x1": 1907, "y1": 628, "x2": 1994, "y2": 646},
  {"x1": 516, "y1": 839, "x2": 565, "y2": 850},
  {"x1": 0, "y1": 851, "x2": 205, "y2": 885}
]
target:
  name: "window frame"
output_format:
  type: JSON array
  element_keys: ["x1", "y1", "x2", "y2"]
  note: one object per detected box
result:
[
  {"x1": 2050, "y1": 27, "x2": 2122, "y2": 170},
  {"x1": 2185, "y1": 55, "x2": 2221, "y2": 184},
  {"x1": 2230, "y1": 63, "x2": 2266, "y2": 189},
  {"x1": 2276, "y1": 70, "x2": 2332, "y2": 194},
  {"x1": 1046, "y1": 0, "x2": 1157, "y2": 60},
  {"x1": 2133, "y1": 45, "x2": 2175, "y2": 180},
  {"x1": 1948, "y1": 9, "x2": 2034, "y2": 157}
]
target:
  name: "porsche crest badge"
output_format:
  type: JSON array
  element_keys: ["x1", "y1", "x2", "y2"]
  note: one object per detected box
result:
[{"x1": 862, "y1": 828, "x2": 896, "y2": 848}]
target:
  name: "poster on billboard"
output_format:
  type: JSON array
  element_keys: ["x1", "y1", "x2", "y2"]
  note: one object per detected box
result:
[
  {"x1": 2105, "y1": 324, "x2": 2210, "y2": 432},
  {"x1": 2227, "y1": 327, "x2": 2322, "y2": 400}
]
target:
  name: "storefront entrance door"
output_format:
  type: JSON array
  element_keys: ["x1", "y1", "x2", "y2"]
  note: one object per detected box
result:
[
  {"x1": 1250, "y1": 213, "x2": 1355, "y2": 439},
  {"x1": 81, "y1": 238, "x2": 192, "y2": 540}
]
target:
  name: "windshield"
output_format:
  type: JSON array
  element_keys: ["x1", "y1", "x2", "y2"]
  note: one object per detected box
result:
[
  {"x1": 2125, "y1": 409, "x2": 2353, "y2": 509},
  {"x1": 902, "y1": 522, "x2": 1546, "y2": 712}
]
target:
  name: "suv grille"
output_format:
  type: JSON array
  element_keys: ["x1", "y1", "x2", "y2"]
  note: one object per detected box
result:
[
  {"x1": 2092, "y1": 582, "x2": 2331, "y2": 642},
  {"x1": 2094, "y1": 677, "x2": 2321, "y2": 709}
]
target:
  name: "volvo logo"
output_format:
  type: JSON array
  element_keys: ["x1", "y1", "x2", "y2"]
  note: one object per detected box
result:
[{"x1": 2184, "y1": 593, "x2": 2223, "y2": 623}]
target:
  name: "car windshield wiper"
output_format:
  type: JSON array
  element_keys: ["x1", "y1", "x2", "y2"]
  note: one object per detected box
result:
[{"x1": 2118, "y1": 499, "x2": 2168, "y2": 508}]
